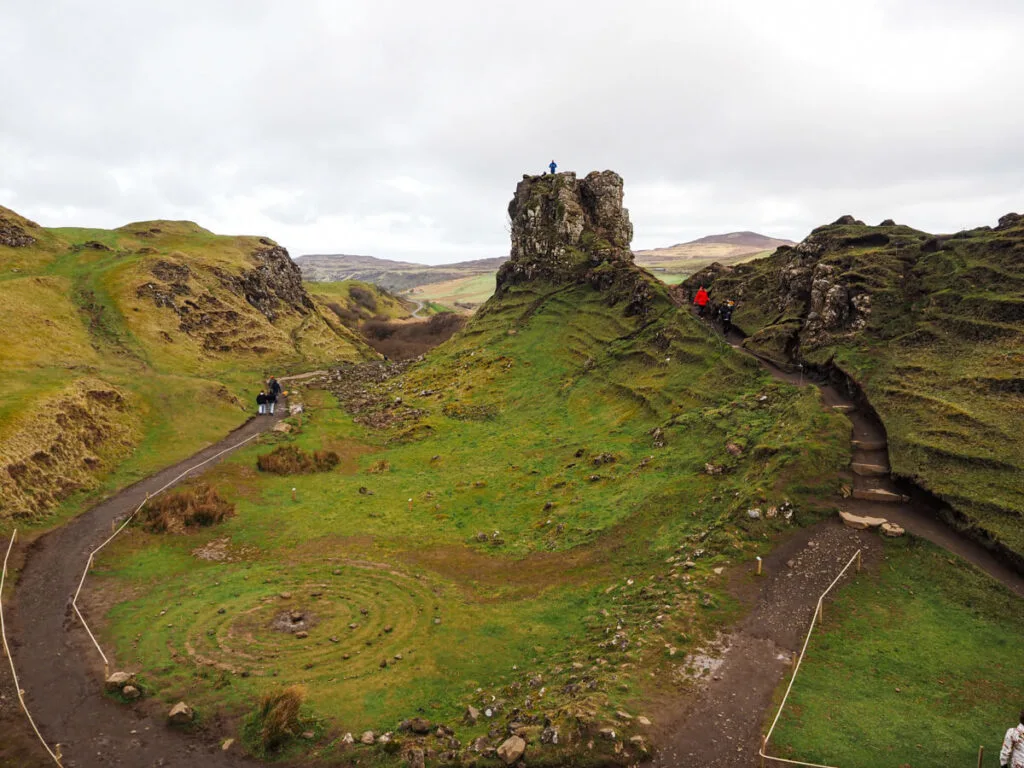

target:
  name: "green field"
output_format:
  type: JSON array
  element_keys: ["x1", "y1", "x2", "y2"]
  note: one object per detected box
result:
[
  {"x1": 772, "y1": 537, "x2": 1024, "y2": 767},
  {"x1": 93, "y1": 279, "x2": 850, "y2": 762}
]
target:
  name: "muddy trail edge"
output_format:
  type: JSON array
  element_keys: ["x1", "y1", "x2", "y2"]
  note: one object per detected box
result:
[{"x1": 3, "y1": 393, "x2": 302, "y2": 768}]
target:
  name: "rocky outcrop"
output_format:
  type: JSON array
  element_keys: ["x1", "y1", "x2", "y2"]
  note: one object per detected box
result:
[
  {"x1": 214, "y1": 245, "x2": 314, "y2": 322},
  {"x1": 0, "y1": 208, "x2": 38, "y2": 248},
  {"x1": 494, "y1": 170, "x2": 657, "y2": 316}
]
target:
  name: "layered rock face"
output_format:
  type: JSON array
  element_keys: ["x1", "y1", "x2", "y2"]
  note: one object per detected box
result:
[{"x1": 495, "y1": 171, "x2": 655, "y2": 315}]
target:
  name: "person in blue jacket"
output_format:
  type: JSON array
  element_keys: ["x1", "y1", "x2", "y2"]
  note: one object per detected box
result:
[{"x1": 549, "y1": 160, "x2": 557, "y2": 174}]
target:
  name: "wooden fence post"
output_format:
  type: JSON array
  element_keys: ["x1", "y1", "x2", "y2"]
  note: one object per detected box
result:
[{"x1": 977, "y1": 744, "x2": 984, "y2": 768}]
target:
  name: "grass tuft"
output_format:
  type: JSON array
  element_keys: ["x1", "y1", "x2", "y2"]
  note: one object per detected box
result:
[
  {"x1": 256, "y1": 446, "x2": 340, "y2": 475},
  {"x1": 141, "y1": 484, "x2": 234, "y2": 533}
]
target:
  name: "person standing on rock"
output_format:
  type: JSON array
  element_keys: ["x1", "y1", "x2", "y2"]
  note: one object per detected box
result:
[
  {"x1": 694, "y1": 285, "x2": 709, "y2": 317},
  {"x1": 549, "y1": 160, "x2": 557, "y2": 175},
  {"x1": 1001, "y1": 710, "x2": 1024, "y2": 768},
  {"x1": 256, "y1": 391, "x2": 268, "y2": 415}
]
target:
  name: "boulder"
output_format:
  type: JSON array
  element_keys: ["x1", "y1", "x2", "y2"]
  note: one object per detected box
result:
[
  {"x1": 409, "y1": 717, "x2": 432, "y2": 734},
  {"x1": 407, "y1": 748, "x2": 426, "y2": 768},
  {"x1": 881, "y1": 522, "x2": 906, "y2": 537},
  {"x1": 168, "y1": 702, "x2": 194, "y2": 725},
  {"x1": 839, "y1": 510, "x2": 887, "y2": 530},
  {"x1": 105, "y1": 671, "x2": 133, "y2": 692},
  {"x1": 497, "y1": 735, "x2": 526, "y2": 765}
]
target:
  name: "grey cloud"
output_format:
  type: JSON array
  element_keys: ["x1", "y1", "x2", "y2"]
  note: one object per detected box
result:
[{"x1": 1, "y1": 0, "x2": 1022, "y2": 263}]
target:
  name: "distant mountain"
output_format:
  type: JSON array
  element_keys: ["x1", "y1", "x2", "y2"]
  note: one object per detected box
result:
[
  {"x1": 634, "y1": 231, "x2": 794, "y2": 283},
  {"x1": 294, "y1": 253, "x2": 507, "y2": 292}
]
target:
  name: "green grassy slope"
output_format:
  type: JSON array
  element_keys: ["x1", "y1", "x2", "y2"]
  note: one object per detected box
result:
[
  {"x1": 772, "y1": 537, "x2": 1024, "y2": 767},
  {"x1": 93, "y1": 273, "x2": 850, "y2": 763},
  {"x1": 0, "y1": 206, "x2": 373, "y2": 528},
  {"x1": 685, "y1": 214, "x2": 1024, "y2": 559},
  {"x1": 306, "y1": 279, "x2": 416, "y2": 324}
]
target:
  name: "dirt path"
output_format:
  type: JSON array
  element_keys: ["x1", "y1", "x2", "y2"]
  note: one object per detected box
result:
[
  {"x1": 651, "y1": 312, "x2": 1024, "y2": 767},
  {"x1": 3, "y1": 406, "x2": 291, "y2": 768}
]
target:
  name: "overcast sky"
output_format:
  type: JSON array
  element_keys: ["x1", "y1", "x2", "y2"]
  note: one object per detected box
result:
[{"x1": 2, "y1": 0, "x2": 1022, "y2": 264}]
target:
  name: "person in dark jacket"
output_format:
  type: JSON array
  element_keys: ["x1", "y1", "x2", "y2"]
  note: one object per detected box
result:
[
  {"x1": 719, "y1": 300, "x2": 735, "y2": 334},
  {"x1": 256, "y1": 391, "x2": 268, "y2": 415},
  {"x1": 549, "y1": 160, "x2": 557, "y2": 174},
  {"x1": 268, "y1": 376, "x2": 282, "y2": 399}
]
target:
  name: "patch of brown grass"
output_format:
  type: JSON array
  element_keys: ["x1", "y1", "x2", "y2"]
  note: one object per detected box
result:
[
  {"x1": 252, "y1": 685, "x2": 305, "y2": 753},
  {"x1": 256, "y1": 445, "x2": 340, "y2": 475},
  {"x1": 141, "y1": 484, "x2": 234, "y2": 533},
  {"x1": 360, "y1": 312, "x2": 466, "y2": 360}
]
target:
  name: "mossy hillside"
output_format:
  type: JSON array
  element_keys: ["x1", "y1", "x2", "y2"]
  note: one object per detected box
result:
[
  {"x1": 772, "y1": 537, "x2": 1024, "y2": 768},
  {"x1": 305, "y1": 280, "x2": 416, "y2": 323},
  {"x1": 94, "y1": 278, "x2": 850, "y2": 762},
  {"x1": 689, "y1": 216, "x2": 1024, "y2": 557},
  {"x1": 0, "y1": 210, "x2": 372, "y2": 527}
]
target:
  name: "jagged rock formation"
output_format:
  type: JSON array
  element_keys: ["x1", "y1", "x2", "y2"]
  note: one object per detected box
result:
[
  {"x1": 494, "y1": 171, "x2": 656, "y2": 316},
  {"x1": 682, "y1": 212, "x2": 1024, "y2": 563}
]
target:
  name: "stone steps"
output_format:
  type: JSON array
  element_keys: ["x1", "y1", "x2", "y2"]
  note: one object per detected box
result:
[
  {"x1": 852, "y1": 439, "x2": 887, "y2": 452},
  {"x1": 852, "y1": 488, "x2": 908, "y2": 503},
  {"x1": 851, "y1": 462, "x2": 889, "y2": 477}
]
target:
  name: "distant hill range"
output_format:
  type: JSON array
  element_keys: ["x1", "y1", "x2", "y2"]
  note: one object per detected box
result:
[
  {"x1": 633, "y1": 231, "x2": 795, "y2": 281},
  {"x1": 294, "y1": 253, "x2": 508, "y2": 292},
  {"x1": 295, "y1": 230, "x2": 793, "y2": 311}
]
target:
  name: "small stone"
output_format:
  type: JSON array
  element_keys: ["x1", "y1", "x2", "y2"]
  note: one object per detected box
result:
[
  {"x1": 409, "y1": 717, "x2": 432, "y2": 734},
  {"x1": 330, "y1": 636, "x2": 340, "y2": 643},
  {"x1": 349, "y1": 623, "x2": 359, "y2": 629},
  {"x1": 279, "y1": 592, "x2": 292, "y2": 600},
  {"x1": 599, "y1": 727, "x2": 617, "y2": 740},
  {"x1": 380, "y1": 658, "x2": 388, "y2": 668},
  {"x1": 881, "y1": 522, "x2": 906, "y2": 537},
  {"x1": 295, "y1": 631, "x2": 309, "y2": 639},
  {"x1": 394, "y1": 653, "x2": 403, "y2": 661},
  {"x1": 168, "y1": 702, "x2": 194, "y2": 725},
  {"x1": 408, "y1": 747, "x2": 426, "y2": 768},
  {"x1": 384, "y1": 625, "x2": 393, "y2": 633},
  {"x1": 615, "y1": 710, "x2": 632, "y2": 720},
  {"x1": 497, "y1": 735, "x2": 526, "y2": 765},
  {"x1": 360, "y1": 730, "x2": 375, "y2": 745},
  {"x1": 465, "y1": 705, "x2": 481, "y2": 724},
  {"x1": 341, "y1": 732, "x2": 354, "y2": 745},
  {"x1": 302, "y1": 730, "x2": 315, "y2": 740},
  {"x1": 434, "y1": 618, "x2": 442, "y2": 625},
  {"x1": 222, "y1": 738, "x2": 235, "y2": 751},
  {"x1": 105, "y1": 671, "x2": 133, "y2": 692},
  {"x1": 121, "y1": 685, "x2": 141, "y2": 700},
  {"x1": 637, "y1": 716, "x2": 652, "y2": 727}
]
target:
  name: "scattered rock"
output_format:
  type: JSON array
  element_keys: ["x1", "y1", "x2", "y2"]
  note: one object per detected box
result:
[
  {"x1": 222, "y1": 738, "x2": 235, "y2": 751},
  {"x1": 273, "y1": 422, "x2": 292, "y2": 433},
  {"x1": 615, "y1": 710, "x2": 632, "y2": 720},
  {"x1": 407, "y1": 747, "x2": 426, "y2": 768},
  {"x1": 295, "y1": 631, "x2": 309, "y2": 639},
  {"x1": 839, "y1": 510, "x2": 886, "y2": 530},
  {"x1": 726, "y1": 442, "x2": 743, "y2": 456},
  {"x1": 105, "y1": 671, "x2": 134, "y2": 692},
  {"x1": 409, "y1": 717, "x2": 432, "y2": 734},
  {"x1": 341, "y1": 732, "x2": 355, "y2": 745},
  {"x1": 497, "y1": 735, "x2": 526, "y2": 765},
  {"x1": 599, "y1": 727, "x2": 617, "y2": 740},
  {"x1": 881, "y1": 521, "x2": 906, "y2": 537},
  {"x1": 637, "y1": 716, "x2": 652, "y2": 727},
  {"x1": 360, "y1": 731, "x2": 375, "y2": 745},
  {"x1": 465, "y1": 705, "x2": 481, "y2": 724},
  {"x1": 301, "y1": 730, "x2": 315, "y2": 739},
  {"x1": 747, "y1": 508, "x2": 761, "y2": 519},
  {"x1": 121, "y1": 685, "x2": 141, "y2": 700},
  {"x1": 705, "y1": 463, "x2": 723, "y2": 475},
  {"x1": 168, "y1": 702, "x2": 194, "y2": 725}
]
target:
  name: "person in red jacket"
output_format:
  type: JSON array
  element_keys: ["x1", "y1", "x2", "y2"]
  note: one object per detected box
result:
[{"x1": 694, "y1": 286, "x2": 709, "y2": 317}]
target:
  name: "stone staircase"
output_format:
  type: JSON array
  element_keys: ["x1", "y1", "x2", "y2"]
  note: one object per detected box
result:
[{"x1": 831, "y1": 404, "x2": 909, "y2": 504}]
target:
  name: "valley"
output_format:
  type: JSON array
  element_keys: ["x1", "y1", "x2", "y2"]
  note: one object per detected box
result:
[{"x1": 1, "y1": 173, "x2": 1022, "y2": 768}]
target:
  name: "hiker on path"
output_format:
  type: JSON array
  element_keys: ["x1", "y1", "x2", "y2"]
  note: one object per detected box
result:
[
  {"x1": 549, "y1": 160, "x2": 557, "y2": 174},
  {"x1": 719, "y1": 299, "x2": 735, "y2": 334},
  {"x1": 1001, "y1": 710, "x2": 1024, "y2": 768},
  {"x1": 266, "y1": 376, "x2": 282, "y2": 415},
  {"x1": 694, "y1": 285, "x2": 709, "y2": 317},
  {"x1": 256, "y1": 391, "x2": 268, "y2": 415}
]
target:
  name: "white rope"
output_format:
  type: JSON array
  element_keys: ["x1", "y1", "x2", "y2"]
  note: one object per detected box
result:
[
  {"x1": 759, "y1": 548, "x2": 863, "y2": 768},
  {"x1": 1, "y1": 530, "x2": 64, "y2": 766},
  {"x1": 72, "y1": 431, "x2": 262, "y2": 671}
]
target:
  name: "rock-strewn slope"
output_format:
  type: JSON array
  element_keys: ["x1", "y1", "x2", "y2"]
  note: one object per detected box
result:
[{"x1": 682, "y1": 213, "x2": 1024, "y2": 559}]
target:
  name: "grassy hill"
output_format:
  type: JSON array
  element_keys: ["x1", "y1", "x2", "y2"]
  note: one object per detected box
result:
[
  {"x1": 0, "y1": 205, "x2": 373, "y2": 526},
  {"x1": 684, "y1": 213, "x2": 1024, "y2": 561},
  {"x1": 93, "y1": 268, "x2": 850, "y2": 762},
  {"x1": 295, "y1": 253, "x2": 507, "y2": 293}
]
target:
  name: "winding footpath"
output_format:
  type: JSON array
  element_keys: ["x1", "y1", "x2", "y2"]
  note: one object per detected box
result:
[
  {"x1": 2, "y1": 397, "x2": 301, "y2": 767},
  {"x1": 651, "y1": 315, "x2": 1024, "y2": 767}
]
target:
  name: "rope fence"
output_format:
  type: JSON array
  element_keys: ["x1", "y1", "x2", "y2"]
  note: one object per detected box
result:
[
  {"x1": 758, "y1": 548, "x2": 863, "y2": 768},
  {"x1": 1, "y1": 530, "x2": 64, "y2": 766},
  {"x1": 71, "y1": 431, "x2": 263, "y2": 675}
]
